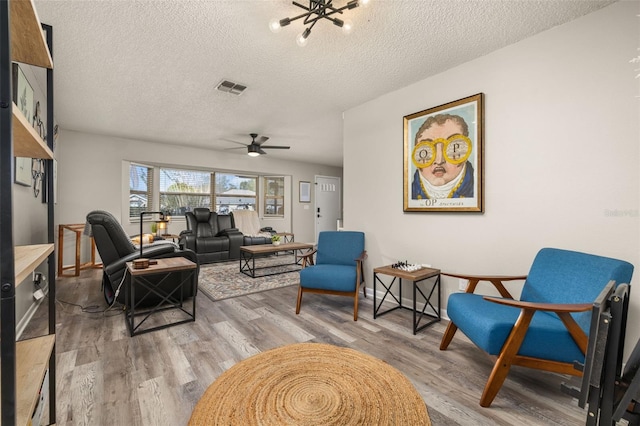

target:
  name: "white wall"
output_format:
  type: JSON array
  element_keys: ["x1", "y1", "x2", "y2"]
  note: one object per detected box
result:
[
  {"x1": 54, "y1": 129, "x2": 342, "y2": 255},
  {"x1": 344, "y1": 2, "x2": 640, "y2": 354}
]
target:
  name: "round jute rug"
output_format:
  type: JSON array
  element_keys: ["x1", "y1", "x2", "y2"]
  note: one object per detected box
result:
[{"x1": 189, "y1": 342, "x2": 431, "y2": 425}]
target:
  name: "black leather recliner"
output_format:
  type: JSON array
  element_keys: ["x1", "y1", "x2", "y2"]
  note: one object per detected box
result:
[
  {"x1": 86, "y1": 210, "x2": 199, "y2": 306},
  {"x1": 181, "y1": 208, "x2": 245, "y2": 263}
]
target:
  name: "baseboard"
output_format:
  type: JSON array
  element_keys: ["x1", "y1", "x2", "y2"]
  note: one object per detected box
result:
[{"x1": 16, "y1": 285, "x2": 48, "y2": 340}]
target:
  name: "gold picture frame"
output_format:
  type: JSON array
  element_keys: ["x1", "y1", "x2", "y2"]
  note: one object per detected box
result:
[{"x1": 403, "y1": 93, "x2": 484, "y2": 212}]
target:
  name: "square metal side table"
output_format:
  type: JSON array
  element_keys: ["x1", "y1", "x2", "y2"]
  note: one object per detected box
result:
[
  {"x1": 373, "y1": 265, "x2": 441, "y2": 334},
  {"x1": 125, "y1": 257, "x2": 197, "y2": 336}
]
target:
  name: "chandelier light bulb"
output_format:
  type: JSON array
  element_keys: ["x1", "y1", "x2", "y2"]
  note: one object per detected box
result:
[
  {"x1": 342, "y1": 19, "x2": 354, "y2": 34},
  {"x1": 269, "y1": 18, "x2": 282, "y2": 33},
  {"x1": 296, "y1": 28, "x2": 311, "y2": 47},
  {"x1": 360, "y1": 0, "x2": 371, "y2": 7},
  {"x1": 296, "y1": 33, "x2": 308, "y2": 47}
]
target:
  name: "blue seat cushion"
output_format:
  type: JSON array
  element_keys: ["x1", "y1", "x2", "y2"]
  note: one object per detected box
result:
[
  {"x1": 300, "y1": 264, "x2": 357, "y2": 293},
  {"x1": 447, "y1": 293, "x2": 585, "y2": 364}
]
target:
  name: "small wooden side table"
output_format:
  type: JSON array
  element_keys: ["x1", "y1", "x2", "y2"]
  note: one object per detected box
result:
[
  {"x1": 125, "y1": 257, "x2": 197, "y2": 336},
  {"x1": 159, "y1": 233, "x2": 180, "y2": 243},
  {"x1": 373, "y1": 265, "x2": 441, "y2": 335},
  {"x1": 57, "y1": 223, "x2": 102, "y2": 277},
  {"x1": 274, "y1": 232, "x2": 294, "y2": 243}
]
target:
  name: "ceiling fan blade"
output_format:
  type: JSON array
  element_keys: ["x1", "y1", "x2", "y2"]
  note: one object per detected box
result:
[
  {"x1": 221, "y1": 138, "x2": 247, "y2": 146},
  {"x1": 224, "y1": 146, "x2": 246, "y2": 150},
  {"x1": 261, "y1": 145, "x2": 290, "y2": 150},
  {"x1": 258, "y1": 148, "x2": 267, "y2": 155},
  {"x1": 255, "y1": 136, "x2": 269, "y2": 145}
]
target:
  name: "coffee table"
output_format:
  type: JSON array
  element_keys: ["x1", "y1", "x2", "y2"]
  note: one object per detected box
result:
[{"x1": 240, "y1": 242, "x2": 314, "y2": 278}]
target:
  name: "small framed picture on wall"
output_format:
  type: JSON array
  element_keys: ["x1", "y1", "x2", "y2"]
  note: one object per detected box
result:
[
  {"x1": 15, "y1": 157, "x2": 31, "y2": 186},
  {"x1": 12, "y1": 63, "x2": 34, "y2": 125},
  {"x1": 299, "y1": 181, "x2": 311, "y2": 203}
]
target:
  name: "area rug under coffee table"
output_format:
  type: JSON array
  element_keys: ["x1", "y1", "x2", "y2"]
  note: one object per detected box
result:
[
  {"x1": 189, "y1": 342, "x2": 431, "y2": 425},
  {"x1": 198, "y1": 255, "x2": 299, "y2": 301}
]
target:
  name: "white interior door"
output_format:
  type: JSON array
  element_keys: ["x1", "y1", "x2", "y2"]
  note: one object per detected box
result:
[{"x1": 315, "y1": 175, "x2": 341, "y2": 243}]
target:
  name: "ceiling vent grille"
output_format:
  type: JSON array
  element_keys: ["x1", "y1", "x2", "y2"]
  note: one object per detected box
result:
[{"x1": 216, "y1": 80, "x2": 247, "y2": 95}]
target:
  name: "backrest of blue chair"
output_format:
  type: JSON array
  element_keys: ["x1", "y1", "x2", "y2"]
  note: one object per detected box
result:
[
  {"x1": 521, "y1": 247, "x2": 634, "y2": 331},
  {"x1": 316, "y1": 231, "x2": 365, "y2": 266}
]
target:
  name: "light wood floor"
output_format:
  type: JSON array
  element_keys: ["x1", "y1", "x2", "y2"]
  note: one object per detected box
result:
[{"x1": 23, "y1": 269, "x2": 590, "y2": 426}]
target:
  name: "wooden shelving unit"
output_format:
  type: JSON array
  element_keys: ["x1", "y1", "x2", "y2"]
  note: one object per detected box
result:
[
  {"x1": 15, "y1": 244, "x2": 55, "y2": 285},
  {"x1": 1, "y1": 1, "x2": 56, "y2": 425},
  {"x1": 9, "y1": 0, "x2": 53, "y2": 69},
  {"x1": 15, "y1": 335, "x2": 55, "y2": 426},
  {"x1": 13, "y1": 104, "x2": 54, "y2": 159}
]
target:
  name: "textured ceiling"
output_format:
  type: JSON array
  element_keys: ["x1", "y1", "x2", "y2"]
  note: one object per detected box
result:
[{"x1": 33, "y1": 0, "x2": 614, "y2": 167}]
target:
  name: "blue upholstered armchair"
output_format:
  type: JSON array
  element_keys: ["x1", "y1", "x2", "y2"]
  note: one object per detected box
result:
[
  {"x1": 440, "y1": 247, "x2": 634, "y2": 407},
  {"x1": 296, "y1": 231, "x2": 367, "y2": 321}
]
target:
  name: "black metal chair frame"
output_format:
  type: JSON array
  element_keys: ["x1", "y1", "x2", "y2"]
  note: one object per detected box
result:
[{"x1": 562, "y1": 281, "x2": 640, "y2": 425}]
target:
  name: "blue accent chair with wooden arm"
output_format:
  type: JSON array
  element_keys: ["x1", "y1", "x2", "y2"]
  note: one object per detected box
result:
[
  {"x1": 439, "y1": 247, "x2": 634, "y2": 407},
  {"x1": 296, "y1": 231, "x2": 367, "y2": 321}
]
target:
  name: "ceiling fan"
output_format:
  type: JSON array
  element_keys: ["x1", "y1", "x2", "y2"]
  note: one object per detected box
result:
[{"x1": 225, "y1": 133, "x2": 291, "y2": 157}]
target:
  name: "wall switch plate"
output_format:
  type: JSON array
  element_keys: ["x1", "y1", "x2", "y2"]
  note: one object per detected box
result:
[{"x1": 458, "y1": 279, "x2": 467, "y2": 291}]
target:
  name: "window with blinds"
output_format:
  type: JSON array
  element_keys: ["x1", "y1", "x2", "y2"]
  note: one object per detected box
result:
[
  {"x1": 129, "y1": 164, "x2": 284, "y2": 218},
  {"x1": 129, "y1": 163, "x2": 153, "y2": 219},
  {"x1": 264, "y1": 176, "x2": 285, "y2": 217},
  {"x1": 159, "y1": 168, "x2": 212, "y2": 215}
]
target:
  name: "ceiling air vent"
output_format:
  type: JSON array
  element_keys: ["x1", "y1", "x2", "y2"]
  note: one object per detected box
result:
[{"x1": 216, "y1": 80, "x2": 247, "y2": 95}]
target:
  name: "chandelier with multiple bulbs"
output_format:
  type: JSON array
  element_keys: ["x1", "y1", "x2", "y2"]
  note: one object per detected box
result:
[{"x1": 269, "y1": 0, "x2": 370, "y2": 47}]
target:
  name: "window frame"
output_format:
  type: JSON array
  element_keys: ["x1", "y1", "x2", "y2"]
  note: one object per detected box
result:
[
  {"x1": 129, "y1": 162, "x2": 154, "y2": 221},
  {"x1": 213, "y1": 172, "x2": 259, "y2": 214},
  {"x1": 263, "y1": 176, "x2": 285, "y2": 218},
  {"x1": 127, "y1": 162, "x2": 288, "y2": 223}
]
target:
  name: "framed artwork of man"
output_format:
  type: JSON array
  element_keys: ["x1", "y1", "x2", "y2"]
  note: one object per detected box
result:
[{"x1": 403, "y1": 93, "x2": 484, "y2": 212}]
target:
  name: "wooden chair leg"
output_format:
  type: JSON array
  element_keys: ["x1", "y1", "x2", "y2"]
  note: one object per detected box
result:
[
  {"x1": 440, "y1": 322, "x2": 459, "y2": 350},
  {"x1": 353, "y1": 289, "x2": 359, "y2": 321},
  {"x1": 479, "y1": 309, "x2": 535, "y2": 407},
  {"x1": 296, "y1": 286, "x2": 303, "y2": 314}
]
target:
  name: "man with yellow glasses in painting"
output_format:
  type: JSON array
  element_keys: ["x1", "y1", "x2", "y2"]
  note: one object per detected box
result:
[{"x1": 411, "y1": 113, "x2": 474, "y2": 200}]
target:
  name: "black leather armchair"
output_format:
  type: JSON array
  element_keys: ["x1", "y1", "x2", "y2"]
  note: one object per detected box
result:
[
  {"x1": 86, "y1": 210, "x2": 199, "y2": 306},
  {"x1": 181, "y1": 208, "x2": 244, "y2": 263}
]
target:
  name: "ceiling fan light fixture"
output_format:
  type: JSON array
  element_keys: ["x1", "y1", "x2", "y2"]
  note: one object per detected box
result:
[
  {"x1": 247, "y1": 144, "x2": 261, "y2": 156},
  {"x1": 226, "y1": 134, "x2": 290, "y2": 156}
]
